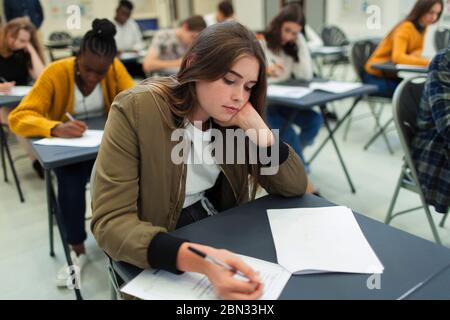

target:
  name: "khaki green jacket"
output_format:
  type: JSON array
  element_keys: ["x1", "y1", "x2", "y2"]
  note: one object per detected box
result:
[{"x1": 91, "y1": 85, "x2": 308, "y2": 269}]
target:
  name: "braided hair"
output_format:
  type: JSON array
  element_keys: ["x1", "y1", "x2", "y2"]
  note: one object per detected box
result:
[{"x1": 80, "y1": 19, "x2": 117, "y2": 59}]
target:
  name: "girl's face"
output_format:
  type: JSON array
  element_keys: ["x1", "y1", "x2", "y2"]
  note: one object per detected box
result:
[
  {"x1": 280, "y1": 21, "x2": 301, "y2": 45},
  {"x1": 77, "y1": 50, "x2": 114, "y2": 88},
  {"x1": 8, "y1": 29, "x2": 31, "y2": 51},
  {"x1": 420, "y1": 3, "x2": 442, "y2": 26},
  {"x1": 194, "y1": 55, "x2": 260, "y2": 123}
]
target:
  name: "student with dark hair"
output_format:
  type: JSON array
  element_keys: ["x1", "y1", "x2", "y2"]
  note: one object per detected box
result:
[
  {"x1": 113, "y1": 0, "x2": 144, "y2": 53},
  {"x1": 365, "y1": 0, "x2": 443, "y2": 97},
  {"x1": 260, "y1": 6, "x2": 322, "y2": 181},
  {"x1": 113, "y1": 0, "x2": 145, "y2": 78},
  {"x1": 4, "y1": 0, "x2": 44, "y2": 30},
  {"x1": 216, "y1": 1, "x2": 235, "y2": 23},
  {"x1": 411, "y1": 46, "x2": 450, "y2": 214},
  {"x1": 9, "y1": 19, "x2": 134, "y2": 286},
  {"x1": 92, "y1": 22, "x2": 307, "y2": 300},
  {"x1": 143, "y1": 15, "x2": 206, "y2": 74}
]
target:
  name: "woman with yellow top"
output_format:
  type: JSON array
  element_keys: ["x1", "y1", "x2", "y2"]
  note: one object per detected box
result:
[
  {"x1": 9, "y1": 19, "x2": 134, "y2": 287},
  {"x1": 364, "y1": 0, "x2": 443, "y2": 97}
]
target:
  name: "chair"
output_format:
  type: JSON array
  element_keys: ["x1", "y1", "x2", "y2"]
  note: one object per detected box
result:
[
  {"x1": 434, "y1": 28, "x2": 450, "y2": 52},
  {"x1": 320, "y1": 26, "x2": 351, "y2": 78},
  {"x1": 385, "y1": 76, "x2": 448, "y2": 244},
  {"x1": 46, "y1": 32, "x2": 73, "y2": 62},
  {"x1": 89, "y1": 161, "x2": 124, "y2": 300},
  {"x1": 344, "y1": 40, "x2": 394, "y2": 154}
]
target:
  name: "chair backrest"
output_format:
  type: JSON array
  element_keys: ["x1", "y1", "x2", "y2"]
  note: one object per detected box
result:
[
  {"x1": 434, "y1": 28, "x2": 450, "y2": 52},
  {"x1": 48, "y1": 31, "x2": 73, "y2": 45},
  {"x1": 351, "y1": 40, "x2": 378, "y2": 82},
  {"x1": 321, "y1": 26, "x2": 350, "y2": 47},
  {"x1": 392, "y1": 76, "x2": 426, "y2": 177}
]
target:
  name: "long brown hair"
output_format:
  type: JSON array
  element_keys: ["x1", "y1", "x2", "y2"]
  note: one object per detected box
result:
[
  {"x1": 0, "y1": 17, "x2": 45, "y2": 63},
  {"x1": 264, "y1": 6, "x2": 305, "y2": 62},
  {"x1": 388, "y1": 0, "x2": 443, "y2": 36},
  {"x1": 144, "y1": 21, "x2": 267, "y2": 126},
  {"x1": 143, "y1": 21, "x2": 268, "y2": 199}
]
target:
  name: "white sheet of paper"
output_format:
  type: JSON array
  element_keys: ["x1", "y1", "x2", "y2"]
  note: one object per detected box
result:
[
  {"x1": 0, "y1": 86, "x2": 32, "y2": 96},
  {"x1": 267, "y1": 85, "x2": 313, "y2": 99},
  {"x1": 312, "y1": 46, "x2": 346, "y2": 54},
  {"x1": 120, "y1": 255, "x2": 291, "y2": 300},
  {"x1": 267, "y1": 207, "x2": 384, "y2": 275},
  {"x1": 33, "y1": 130, "x2": 103, "y2": 148},
  {"x1": 396, "y1": 64, "x2": 427, "y2": 71},
  {"x1": 309, "y1": 81, "x2": 362, "y2": 94}
]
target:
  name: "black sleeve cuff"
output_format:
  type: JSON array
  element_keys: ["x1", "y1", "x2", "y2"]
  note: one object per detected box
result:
[
  {"x1": 256, "y1": 139, "x2": 290, "y2": 167},
  {"x1": 147, "y1": 232, "x2": 188, "y2": 274}
]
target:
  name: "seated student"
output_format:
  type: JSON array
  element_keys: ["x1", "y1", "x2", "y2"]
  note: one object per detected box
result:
[
  {"x1": 91, "y1": 22, "x2": 307, "y2": 300},
  {"x1": 0, "y1": 17, "x2": 45, "y2": 178},
  {"x1": 204, "y1": 1, "x2": 235, "y2": 26},
  {"x1": 364, "y1": 0, "x2": 443, "y2": 97},
  {"x1": 9, "y1": 19, "x2": 134, "y2": 287},
  {"x1": 142, "y1": 15, "x2": 206, "y2": 74},
  {"x1": 113, "y1": 0, "x2": 145, "y2": 78},
  {"x1": 216, "y1": 1, "x2": 236, "y2": 24},
  {"x1": 259, "y1": 6, "x2": 323, "y2": 175},
  {"x1": 411, "y1": 46, "x2": 450, "y2": 214},
  {"x1": 287, "y1": 1, "x2": 323, "y2": 49}
]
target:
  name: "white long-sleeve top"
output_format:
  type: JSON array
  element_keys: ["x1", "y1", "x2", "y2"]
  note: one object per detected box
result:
[
  {"x1": 260, "y1": 34, "x2": 314, "y2": 84},
  {"x1": 113, "y1": 19, "x2": 144, "y2": 52}
]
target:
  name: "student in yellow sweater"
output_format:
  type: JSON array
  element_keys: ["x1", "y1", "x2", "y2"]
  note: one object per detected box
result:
[
  {"x1": 364, "y1": 0, "x2": 443, "y2": 97},
  {"x1": 9, "y1": 19, "x2": 134, "y2": 287}
]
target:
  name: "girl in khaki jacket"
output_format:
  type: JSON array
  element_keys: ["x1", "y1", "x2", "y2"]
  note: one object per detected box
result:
[{"x1": 92, "y1": 22, "x2": 308, "y2": 300}]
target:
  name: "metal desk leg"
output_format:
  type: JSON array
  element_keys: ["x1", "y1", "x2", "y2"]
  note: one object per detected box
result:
[
  {"x1": 0, "y1": 125, "x2": 7, "y2": 182},
  {"x1": 307, "y1": 98, "x2": 361, "y2": 194},
  {"x1": 308, "y1": 97, "x2": 361, "y2": 164},
  {"x1": 45, "y1": 169, "x2": 83, "y2": 300},
  {"x1": 0, "y1": 124, "x2": 25, "y2": 202}
]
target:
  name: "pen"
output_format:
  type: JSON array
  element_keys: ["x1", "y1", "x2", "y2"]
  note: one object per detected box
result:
[
  {"x1": 65, "y1": 112, "x2": 76, "y2": 121},
  {"x1": 188, "y1": 246, "x2": 251, "y2": 281}
]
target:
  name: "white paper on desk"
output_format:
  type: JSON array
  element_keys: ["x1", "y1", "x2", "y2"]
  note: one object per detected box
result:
[
  {"x1": 120, "y1": 255, "x2": 291, "y2": 300},
  {"x1": 33, "y1": 130, "x2": 103, "y2": 147},
  {"x1": 396, "y1": 64, "x2": 427, "y2": 71},
  {"x1": 0, "y1": 86, "x2": 32, "y2": 96},
  {"x1": 313, "y1": 46, "x2": 346, "y2": 54},
  {"x1": 268, "y1": 85, "x2": 313, "y2": 99},
  {"x1": 267, "y1": 206, "x2": 384, "y2": 275},
  {"x1": 309, "y1": 81, "x2": 362, "y2": 94}
]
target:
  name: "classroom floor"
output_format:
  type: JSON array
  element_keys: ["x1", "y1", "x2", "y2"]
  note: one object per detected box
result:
[{"x1": 1, "y1": 67, "x2": 449, "y2": 300}]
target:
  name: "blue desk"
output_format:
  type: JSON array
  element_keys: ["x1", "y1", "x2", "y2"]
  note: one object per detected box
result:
[
  {"x1": 114, "y1": 194, "x2": 450, "y2": 300},
  {"x1": 371, "y1": 62, "x2": 429, "y2": 75},
  {"x1": 267, "y1": 80, "x2": 378, "y2": 193},
  {"x1": 29, "y1": 116, "x2": 107, "y2": 300}
]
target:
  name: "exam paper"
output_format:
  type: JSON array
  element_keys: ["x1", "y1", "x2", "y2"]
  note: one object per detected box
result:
[
  {"x1": 0, "y1": 86, "x2": 32, "y2": 96},
  {"x1": 267, "y1": 206, "x2": 384, "y2": 275},
  {"x1": 267, "y1": 85, "x2": 313, "y2": 99},
  {"x1": 309, "y1": 81, "x2": 362, "y2": 94},
  {"x1": 33, "y1": 130, "x2": 103, "y2": 148},
  {"x1": 121, "y1": 255, "x2": 292, "y2": 300}
]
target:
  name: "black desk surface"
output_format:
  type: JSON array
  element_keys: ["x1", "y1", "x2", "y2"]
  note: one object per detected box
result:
[
  {"x1": 29, "y1": 117, "x2": 106, "y2": 170},
  {"x1": 267, "y1": 80, "x2": 377, "y2": 109},
  {"x1": 114, "y1": 194, "x2": 450, "y2": 300},
  {"x1": 371, "y1": 62, "x2": 429, "y2": 74}
]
